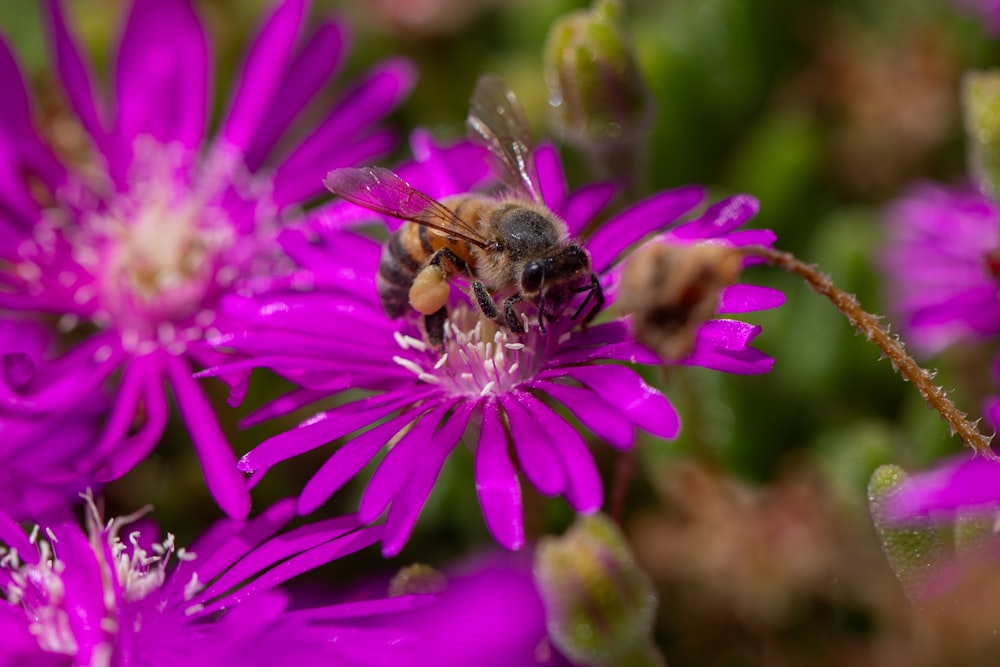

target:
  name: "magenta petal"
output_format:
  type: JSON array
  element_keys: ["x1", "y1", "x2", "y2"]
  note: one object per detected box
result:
[
  {"x1": 0, "y1": 510, "x2": 35, "y2": 564},
  {"x1": 193, "y1": 514, "x2": 364, "y2": 608},
  {"x1": 567, "y1": 365, "x2": 680, "y2": 439},
  {"x1": 115, "y1": 0, "x2": 208, "y2": 150},
  {"x1": 516, "y1": 391, "x2": 602, "y2": 513},
  {"x1": 193, "y1": 524, "x2": 384, "y2": 618},
  {"x1": 297, "y1": 409, "x2": 424, "y2": 515},
  {"x1": 890, "y1": 455, "x2": 1000, "y2": 518},
  {"x1": 97, "y1": 354, "x2": 169, "y2": 480},
  {"x1": 561, "y1": 182, "x2": 616, "y2": 237},
  {"x1": 188, "y1": 498, "x2": 296, "y2": 586},
  {"x1": 671, "y1": 194, "x2": 760, "y2": 239},
  {"x1": 527, "y1": 379, "x2": 635, "y2": 449},
  {"x1": 382, "y1": 403, "x2": 473, "y2": 557},
  {"x1": 220, "y1": 0, "x2": 307, "y2": 151},
  {"x1": 500, "y1": 394, "x2": 566, "y2": 497},
  {"x1": 359, "y1": 400, "x2": 457, "y2": 523},
  {"x1": 163, "y1": 354, "x2": 250, "y2": 520},
  {"x1": 717, "y1": 284, "x2": 785, "y2": 313},
  {"x1": 536, "y1": 143, "x2": 568, "y2": 212},
  {"x1": 92, "y1": 354, "x2": 151, "y2": 454},
  {"x1": 0, "y1": 40, "x2": 64, "y2": 186},
  {"x1": 246, "y1": 20, "x2": 347, "y2": 169},
  {"x1": 475, "y1": 400, "x2": 525, "y2": 550},
  {"x1": 681, "y1": 344, "x2": 775, "y2": 375},
  {"x1": 588, "y1": 185, "x2": 706, "y2": 273},
  {"x1": 243, "y1": 388, "x2": 434, "y2": 474},
  {"x1": 42, "y1": 0, "x2": 110, "y2": 162},
  {"x1": 51, "y1": 523, "x2": 107, "y2": 665}
]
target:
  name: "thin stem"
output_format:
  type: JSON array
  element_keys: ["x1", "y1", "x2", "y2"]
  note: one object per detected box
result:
[
  {"x1": 742, "y1": 244, "x2": 996, "y2": 460},
  {"x1": 610, "y1": 446, "x2": 637, "y2": 523}
]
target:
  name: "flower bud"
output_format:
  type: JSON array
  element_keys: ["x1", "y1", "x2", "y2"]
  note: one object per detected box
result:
[
  {"x1": 543, "y1": 0, "x2": 654, "y2": 185},
  {"x1": 618, "y1": 242, "x2": 743, "y2": 362},
  {"x1": 963, "y1": 70, "x2": 1000, "y2": 199},
  {"x1": 868, "y1": 464, "x2": 948, "y2": 601},
  {"x1": 534, "y1": 513, "x2": 665, "y2": 667},
  {"x1": 388, "y1": 563, "x2": 448, "y2": 597}
]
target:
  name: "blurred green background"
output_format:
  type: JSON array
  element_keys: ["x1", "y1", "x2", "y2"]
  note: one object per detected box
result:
[{"x1": 5, "y1": 0, "x2": 1000, "y2": 664}]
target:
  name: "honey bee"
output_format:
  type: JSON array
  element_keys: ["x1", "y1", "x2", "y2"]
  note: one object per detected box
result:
[{"x1": 323, "y1": 74, "x2": 603, "y2": 346}]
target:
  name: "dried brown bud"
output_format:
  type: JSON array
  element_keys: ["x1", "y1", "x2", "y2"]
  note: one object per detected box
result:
[{"x1": 617, "y1": 242, "x2": 743, "y2": 362}]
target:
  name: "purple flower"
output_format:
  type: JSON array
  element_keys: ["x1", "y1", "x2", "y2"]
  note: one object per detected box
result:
[
  {"x1": 0, "y1": 320, "x2": 107, "y2": 521},
  {"x1": 0, "y1": 0, "x2": 414, "y2": 518},
  {"x1": 395, "y1": 553, "x2": 564, "y2": 667},
  {"x1": 888, "y1": 454, "x2": 1000, "y2": 519},
  {"x1": 0, "y1": 496, "x2": 427, "y2": 667},
  {"x1": 953, "y1": 0, "x2": 1000, "y2": 32},
  {"x1": 882, "y1": 182, "x2": 1000, "y2": 355},
  {"x1": 207, "y1": 135, "x2": 783, "y2": 554},
  {"x1": 881, "y1": 182, "x2": 1000, "y2": 424}
]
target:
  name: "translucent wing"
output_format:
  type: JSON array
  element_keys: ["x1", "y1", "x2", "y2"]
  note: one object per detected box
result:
[
  {"x1": 467, "y1": 74, "x2": 543, "y2": 203},
  {"x1": 324, "y1": 167, "x2": 488, "y2": 248}
]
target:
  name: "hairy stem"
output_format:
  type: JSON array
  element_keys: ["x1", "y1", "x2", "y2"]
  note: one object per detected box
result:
[{"x1": 743, "y1": 244, "x2": 996, "y2": 460}]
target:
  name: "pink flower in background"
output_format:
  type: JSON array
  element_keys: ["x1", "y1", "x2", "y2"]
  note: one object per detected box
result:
[
  {"x1": 0, "y1": 498, "x2": 427, "y2": 667},
  {"x1": 881, "y1": 182, "x2": 1000, "y2": 426},
  {"x1": 954, "y1": 0, "x2": 1000, "y2": 32},
  {"x1": 882, "y1": 183, "x2": 1000, "y2": 355},
  {"x1": 205, "y1": 135, "x2": 784, "y2": 553},
  {"x1": 0, "y1": 0, "x2": 414, "y2": 518}
]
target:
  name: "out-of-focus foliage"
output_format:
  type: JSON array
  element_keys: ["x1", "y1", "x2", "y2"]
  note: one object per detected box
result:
[{"x1": 9, "y1": 0, "x2": 1000, "y2": 664}]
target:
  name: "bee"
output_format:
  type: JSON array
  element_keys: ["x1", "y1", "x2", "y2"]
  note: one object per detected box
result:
[{"x1": 323, "y1": 74, "x2": 603, "y2": 346}]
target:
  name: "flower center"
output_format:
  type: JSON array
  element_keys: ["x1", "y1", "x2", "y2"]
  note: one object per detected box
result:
[
  {"x1": 19, "y1": 138, "x2": 278, "y2": 354},
  {"x1": 393, "y1": 306, "x2": 548, "y2": 399}
]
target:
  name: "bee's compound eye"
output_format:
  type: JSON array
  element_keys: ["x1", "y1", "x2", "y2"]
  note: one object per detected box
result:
[{"x1": 522, "y1": 260, "x2": 546, "y2": 294}]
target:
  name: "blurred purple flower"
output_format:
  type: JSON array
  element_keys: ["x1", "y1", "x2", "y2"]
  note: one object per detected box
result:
[
  {"x1": 205, "y1": 135, "x2": 783, "y2": 553},
  {"x1": 0, "y1": 320, "x2": 107, "y2": 521},
  {"x1": 0, "y1": 0, "x2": 414, "y2": 519},
  {"x1": 882, "y1": 182, "x2": 1000, "y2": 355},
  {"x1": 881, "y1": 183, "x2": 1000, "y2": 425},
  {"x1": 953, "y1": 0, "x2": 1000, "y2": 32},
  {"x1": 0, "y1": 497, "x2": 427, "y2": 667},
  {"x1": 889, "y1": 453, "x2": 1000, "y2": 519}
]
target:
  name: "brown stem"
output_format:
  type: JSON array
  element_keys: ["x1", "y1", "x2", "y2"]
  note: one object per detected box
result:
[
  {"x1": 743, "y1": 244, "x2": 996, "y2": 460},
  {"x1": 610, "y1": 446, "x2": 637, "y2": 523}
]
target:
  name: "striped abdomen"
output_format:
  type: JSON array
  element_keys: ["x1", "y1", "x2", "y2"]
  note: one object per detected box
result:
[{"x1": 376, "y1": 196, "x2": 483, "y2": 318}]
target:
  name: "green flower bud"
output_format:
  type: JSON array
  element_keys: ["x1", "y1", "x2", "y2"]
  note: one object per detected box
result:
[
  {"x1": 534, "y1": 513, "x2": 665, "y2": 667},
  {"x1": 868, "y1": 464, "x2": 947, "y2": 601},
  {"x1": 963, "y1": 70, "x2": 1000, "y2": 199},
  {"x1": 543, "y1": 0, "x2": 654, "y2": 187}
]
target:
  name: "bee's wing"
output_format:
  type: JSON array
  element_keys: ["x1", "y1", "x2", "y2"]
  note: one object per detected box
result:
[
  {"x1": 467, "y1": 74, "x2": 543, "y2": 203},
  {"x1": 324, "y1": 167, "x2": 488, "y2": 248}
]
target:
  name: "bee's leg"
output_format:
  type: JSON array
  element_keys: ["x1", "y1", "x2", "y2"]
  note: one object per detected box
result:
[
  {"x1": 571, "y1": 273, "x2": 605, "y2": 326},
  {"x1": 424, "y1": 306, "x2": 448, "y2": 347},
  {"x1": 535, "y1": 293, "x2": 547, "y2": 333},
  {"x1": 472, "y1": 281, "x2": 499, "y2": 319},
  {"x1": 502, "y1": 293, "x2": 525, "y2": 334},
  {"x1": 410, "y1": 248, "x2": 472, "y2": 315}
]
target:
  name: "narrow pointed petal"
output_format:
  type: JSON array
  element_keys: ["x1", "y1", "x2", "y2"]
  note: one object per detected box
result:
[
  {"x1": 220, "y1": 0, "x2": 308, "y2": 151},
  {"x1": 358, "y1": 400, "x2": 457, "y2": 523},
  {"x1": 501, "y1": 394, "x2": 567, "y2": 496},
  {"x1": 475, "y1": 400, "x2": 525, "y2": 550},
  {"x1": 115, "y1": 0, "x2": 209, "y2": 150},
  {"x1": 382, "y1": 403, "x2": 473, "y2": 556},
  {"x1": 565, "y1": 365, "x2": 679, "y2": 439},
  {"x1": 588, "y1": 186, "x2": 706, "y2": 273},
  {"x1": 163, "y1": 354, "x2": 250, "y2": 520}
]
